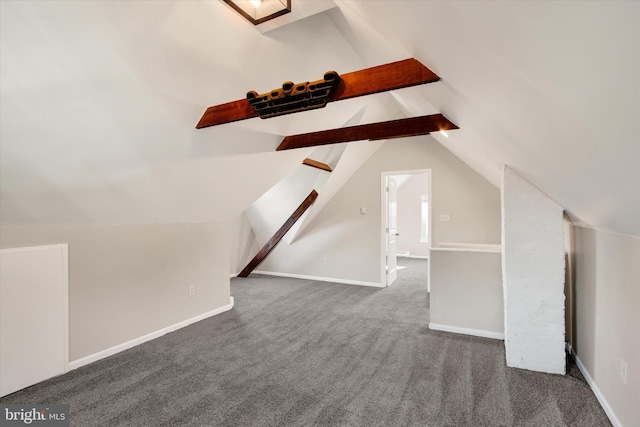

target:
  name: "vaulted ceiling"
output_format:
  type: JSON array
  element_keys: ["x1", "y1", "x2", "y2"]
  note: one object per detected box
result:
[{"x1": 1, "y1": 1, "x2": 638, "y2": 237}]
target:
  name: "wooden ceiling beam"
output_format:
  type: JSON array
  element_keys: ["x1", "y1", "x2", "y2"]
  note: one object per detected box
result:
[
  {"x1": 277, "y1": 114, "x2": 458, "y2": 151},
  {"x1": 329, "y1": 58, "x2": 439, "y2": 102},
  {"x1": 195, "y1": 58, "x2": 440, "y2": 129},
  {"x1": 302, "y1": 158, "x2": 333, "y2": 172}
]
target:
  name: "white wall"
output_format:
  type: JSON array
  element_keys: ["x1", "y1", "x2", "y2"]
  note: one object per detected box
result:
[
  {"x1": 429, "y1": 250, "x2": 503, "y2": 339},
  {"x1": 288, "y1": 141, "x2": 384, "y2": 244},
  {"x1": 254, "y1": 136, "x2": 501, "y2": 285},
  {"x1": 502, "y1": 166, "x2": 565, "y2": 374},
  {"x1": 0, "y1": 222, "x2": 231, "y2": 362},
  {"x1": 246, "y1": 165, "x2": 328, "y2": 247},
  {"x1": 396, "y1": 173, "x2": 429, "y2": 257},
  {"x1": 573, "y1": 227, "x2": 640, "y2": 427},
  {"x1": 1, "y1": 244, "x2": 68, "y2": 396},
  {"x1": 229, "y1": 213, "x2": 260, "y2": 276}
]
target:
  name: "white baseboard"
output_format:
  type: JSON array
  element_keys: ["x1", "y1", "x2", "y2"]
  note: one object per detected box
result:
[
  {"x1": 253, "y1": 270, "x2": 384, "y2": 288},
  {"x1": 429, "y1": 322, "x2": 504, "y2": 340},
  {"x1": 569, "y1": 348, "x2": 622, "y2": 427},
  {"x1": 69, "y1": 297, "x2": 234, "y2": 370},
  {"x1": 398, "y1": 255, "x2": 429, "y2": 259}
]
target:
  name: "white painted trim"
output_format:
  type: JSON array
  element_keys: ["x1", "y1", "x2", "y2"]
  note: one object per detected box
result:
[
  {"x1": 253, "y1": 270, "x2": 383, "y2": 288},
  {"x1": 430, "y1": 247, "x2": 502, "y2": 254},
  {"x1": 398, "y1": 255, "x2": 429, "y2": 259},
  {"x1": 434, "y1": 242, "x2": 502, "y2": 253},
  {"x1": 0, "y1": 244, "x2": 69, "y2": 254},
  {"x1": 569, "y1": 349, "x2": 623, "y2": 427},
  {"x1": 429, "y1": 322, "x2": 504, "y2": 340},
  {"x1": 381, "y1": 173, "x2": 388, "y2": 287},
  {"x1": 381, "y1": 169, "x2": 432, "y2": 289},
  {"x1": 69, "y1": 297, "x2": 234, "y2": 370},
  {"x1": 427, "y1": 169, "x2": 432, "y2": 293},
  {"x1": 60, "y1": 245, "x2": 69, "y2": 373},
  {"x1": 230, "y1": 273, "x2": 238, "y2": 278}
]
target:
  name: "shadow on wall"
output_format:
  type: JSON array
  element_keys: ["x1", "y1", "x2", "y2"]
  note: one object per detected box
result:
[
  {"x1": 572, "y1": 226, "x2": 597, "y2": 367},
  {"x1": 564, "y1": 216, "x2": 577, "y2": 352}
]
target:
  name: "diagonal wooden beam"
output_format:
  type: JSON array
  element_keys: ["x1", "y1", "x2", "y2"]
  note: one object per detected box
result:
[
  {"x1": 276, "y1": 114, "x2": 458, "y2": 151},
  {"x1": 195, "y1": 58, "x2": 440, "y2": 129},
  {"x1": 302, "y1": 158, "x2": 333, "y2": 172},
  {"x1": 238, "y1": 190, "x2": 319, "y2": 278}
]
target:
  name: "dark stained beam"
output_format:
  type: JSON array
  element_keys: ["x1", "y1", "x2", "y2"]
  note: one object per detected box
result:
[
  {"x1": 238, "y1": 190, "x2": 319, "y2": 278},
  {"x1": 277, "y1": 114, "x2": 458, "y2": 151},
  {"x1": 196, "y1": 99, "x2": 257, "y2": 128},
  {"x1": 302, "y1": 158, "x2": 333, "y2": 172},
  {"x1": 196, "y1": 58, "x2": 440, "y2": 129},
  {"x1": 329, "y1": 58, "x2": 439, "y2": 102}
]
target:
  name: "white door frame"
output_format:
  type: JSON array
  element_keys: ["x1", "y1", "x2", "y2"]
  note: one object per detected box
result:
[
  {"x1": 385, "y1": 175, "x2": 399, "y2": 286},
  {"x1": 380, "y1": 169, "x2": 432, "y2": 288}
]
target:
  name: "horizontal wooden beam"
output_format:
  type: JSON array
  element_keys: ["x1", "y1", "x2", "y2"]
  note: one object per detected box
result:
[
  {"x1": 196, "y1": 58, "x2": 440, "y2": 129},
  {"x1": 277, "y1": 114, "x2": 458, "y2": 151},
  {"x1": 302, "y1": 158, "x2": 333, "y2": 172},
  {"x1": 196, "y1": 99, "x2": 257, "y2": 128},
  {"x1": 329, "y1": 58, "x2": 439, "y2": 102},
  {"x1": 238, "y1": 190, "x2": 319, "y2": 278}
]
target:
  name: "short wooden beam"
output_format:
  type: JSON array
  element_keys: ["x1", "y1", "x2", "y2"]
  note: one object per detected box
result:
[
  {"x1": 238, "y1": 190, "x2": 319, "y2": 278},
  {"x1": 196, "y1": 58, "x2": 440, "y2": 129},
  {"x1": 277, "y1": 114, "x2": 458, "y2": 151},
  {"x1": 302, "y1": 158, "x2": 333, "y2": 172}
]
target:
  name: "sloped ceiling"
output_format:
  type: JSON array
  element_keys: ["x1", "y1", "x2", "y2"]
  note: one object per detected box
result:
[
  {"x1": 1, "y1": 1, "x2": 638, "y2": 237},
  {"x1": 336, "y1": 1, "x2": 640, "y2": 237}
]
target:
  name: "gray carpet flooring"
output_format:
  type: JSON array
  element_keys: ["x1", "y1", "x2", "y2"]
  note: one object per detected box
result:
[{"x1": 1, "y1": 258, "x2": 610, "y2": 426}]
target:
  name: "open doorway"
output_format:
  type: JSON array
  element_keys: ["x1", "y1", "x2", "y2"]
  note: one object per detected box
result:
[{"x1": 380, "y1": 170, "x2": 431, "y2": 289}]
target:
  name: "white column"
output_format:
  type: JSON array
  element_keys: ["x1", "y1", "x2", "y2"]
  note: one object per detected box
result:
[{"x1": 502, "y1": 166, "x2": 565, "y2": 374}]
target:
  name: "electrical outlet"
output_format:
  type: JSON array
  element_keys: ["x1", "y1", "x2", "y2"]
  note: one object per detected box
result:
[
  {"x1": 620, "y1": 359, "x2": 627, "y2": 384},
  {"x1": 322, "y1": 257, "x2": 328, "y2": 265},
  {"x1": 189, "y1": 285, "x2": 196, "y2": 297}
]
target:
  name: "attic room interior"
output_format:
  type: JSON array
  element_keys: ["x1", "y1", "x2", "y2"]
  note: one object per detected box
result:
[{"x1": 0, "y1": 1, "x2": 637, "y2": 426}]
